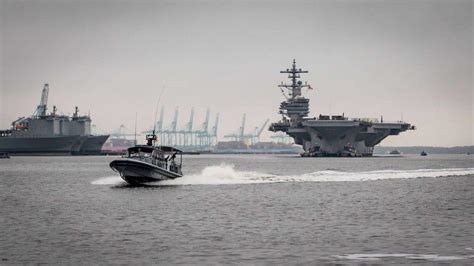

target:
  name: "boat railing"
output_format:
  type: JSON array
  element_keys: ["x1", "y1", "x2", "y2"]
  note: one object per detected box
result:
[
  {"x1": 124, "y1": 151, "x2": 182, "y2": 175},
  {"x1": 0, "y1": 130, "x2": 12, "y2": 137}
]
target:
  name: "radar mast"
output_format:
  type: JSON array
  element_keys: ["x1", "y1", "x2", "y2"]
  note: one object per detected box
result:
[
  {"x1": 277, "y1": 60, "x2": 311, "y2": 124},
  {"x1": 278, "y1": 59, "x2": 311, "y2": 99}
]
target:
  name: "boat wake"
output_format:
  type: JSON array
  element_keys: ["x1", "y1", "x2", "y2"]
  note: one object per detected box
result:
[
  {"x1": 91, "y1": 176, "x2": 125, "y2": 185},
  {"x1": 160, "y1": 165, "x2": 474, "y2": 185},
  {"x1": 333, "y1": 253, "x2": 473, "y2": 262},
  {"x1": 92, "y1": 165, "x2": 474, "y2": 186}
]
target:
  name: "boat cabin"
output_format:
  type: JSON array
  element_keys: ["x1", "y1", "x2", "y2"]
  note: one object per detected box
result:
[{"x1": 124, "y1": 145, "x2": 183, "y2": 175}]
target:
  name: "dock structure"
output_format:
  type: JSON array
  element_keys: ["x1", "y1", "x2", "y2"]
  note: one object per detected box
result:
[
  {"x1": 143, "y1": 107, "x2": 219, "y2": 150},
  {"x1": 270, "y1": 133, "x2": 294, "y2": 144},
  {"x1": 223, "y1": 114, "x2": 270, "y2": 145},
  {"x1": 141, "y1": 108, "x2": 275, "y2": 151}
]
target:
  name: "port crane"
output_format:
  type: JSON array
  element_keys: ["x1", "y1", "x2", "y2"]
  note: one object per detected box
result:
[
  {"x1": 142, "y1": 107, "x2": 218, "y2": 149},
  {"x1": 110, "y1": 125, "x2": 137, "y2": 138},
  {"x1": 33, "y1": 84, "x2": 49, "y2": 117},
  {"x1": 249, "y1": 119, "x2": 270, "y2": 144},
  {"x1": 210, "y1": 113, "x2": 219, "y2": 145},
  {"x1": 224, "y1": 115, "x2": 269, "y2": 145},
  {"x1": 224, "y1": 113, "x2": 246, "y2": 142}
]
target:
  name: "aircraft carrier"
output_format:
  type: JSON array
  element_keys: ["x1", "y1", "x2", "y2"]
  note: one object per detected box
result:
[
  {"x1": 0, "y1": 84, "x2": 109, "y2": 155},
  {"x1": 269, "y1": 60, "x2": 415, "y2": 157}
]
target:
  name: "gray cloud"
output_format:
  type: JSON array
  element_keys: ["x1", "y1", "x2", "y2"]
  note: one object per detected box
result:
[{"x1": 1, "y1": 0, "x2": 472, "y2": 146}]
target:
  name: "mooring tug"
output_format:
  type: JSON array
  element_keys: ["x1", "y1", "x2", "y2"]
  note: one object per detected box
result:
[
  {"x1": 109, "y1": 134, "x2": 183, "y2": 185},
  {"x1": 269, "y1": 60, "x2": 415, "y2": 157}
]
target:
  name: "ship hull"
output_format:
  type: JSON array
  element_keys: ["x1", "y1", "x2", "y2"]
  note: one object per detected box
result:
[
  {"x1": 272, "y1": 120, "x2": 413, "y2": 157},
  {"x1": 0, "y1": 136, "x2": 83, "y2": 155},
  {"x1": 75, "y1": 135, "x2": 110, "y2": 155},
  {"x1": 110, "y1": 158, "x2": 182, "y2": 185},
  {"x1": 71, "y1": 136, "x2": 89, "y2": 154}
]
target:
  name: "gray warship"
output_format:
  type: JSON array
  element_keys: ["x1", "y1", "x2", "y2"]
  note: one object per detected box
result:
[
  {"x1": 0, "y1": 84, "x2": 109, "y2": 155},
  {"x1": 269, "y1": 60, "x2": 415, "y2": 157}
]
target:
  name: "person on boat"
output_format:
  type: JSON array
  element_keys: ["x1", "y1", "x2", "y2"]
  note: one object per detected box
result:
[
  {"x1": 156, "y1": 151, "x2": 166, "y2": 168},
  {"x1": 169, "y1": 152, "x2": 177, "y2": 162},
  {"x1": 168, "y1": 152, "x2": 179, "y2": 173},
  {"x1": 164, "y1": 152, "x2": 176, "y2": 162}
]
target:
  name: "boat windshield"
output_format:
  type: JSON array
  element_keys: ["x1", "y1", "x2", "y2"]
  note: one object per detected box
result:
[{"x1": 124, "y1": 146, "x2": 183, "y2": 175}]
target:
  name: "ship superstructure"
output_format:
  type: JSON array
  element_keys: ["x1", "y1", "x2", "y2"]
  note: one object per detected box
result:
[
  {"x1": 0, "y1": 84, "x2": 109, "y2": 155},
  {"x1": 269, "y1": 60, "x2": 415, "y2": 157}
]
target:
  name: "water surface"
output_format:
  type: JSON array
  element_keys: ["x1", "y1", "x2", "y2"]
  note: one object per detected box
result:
[{"x1": 1, "y1": 154, "x2": 473, "y2": 264}]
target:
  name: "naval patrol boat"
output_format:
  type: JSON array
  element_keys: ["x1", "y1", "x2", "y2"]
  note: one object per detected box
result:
[
  {"x1": 269, "y1": 60, "x2": 415, "y2": 157},
  {"x1": 109, "y1": 133, "x2": 183, "y2": 185},
  {"x1": 0, "y1": 84, "x2": 109, "y2": 155}
]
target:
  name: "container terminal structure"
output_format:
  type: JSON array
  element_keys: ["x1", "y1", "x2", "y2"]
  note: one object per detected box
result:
[
  {"x1": 269, "y1": 60, "x2": 415, "y2": 157},
  {"x1": 142, "y1": 107, "x2": 219, "y2": 151},
  {"x1": 139, "y1": 108, "x2": 296, "y2": 154},
  {"x1": 0, "y1": 84, "x2": 109, "y2": 155}
]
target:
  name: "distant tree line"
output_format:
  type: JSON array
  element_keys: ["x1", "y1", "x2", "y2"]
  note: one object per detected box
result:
[{"x1": 374, "y1": 146, "x2": 474, "y2": 154}]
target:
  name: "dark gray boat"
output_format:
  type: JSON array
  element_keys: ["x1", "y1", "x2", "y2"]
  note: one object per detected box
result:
[
  {"x1": 109, "y1": 134, "x2": 183, "y2": 185},
  {"x1": 0, "y1": 84, "x2": 109, "y2": 155}
]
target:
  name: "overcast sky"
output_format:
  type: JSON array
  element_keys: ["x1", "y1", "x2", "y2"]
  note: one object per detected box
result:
[{"x1": 1, "y1": 0, "x2": 472, "y2": 146}]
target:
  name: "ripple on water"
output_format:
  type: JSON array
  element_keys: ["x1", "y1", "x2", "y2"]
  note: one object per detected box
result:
[{"x1": 334, "y1": 253, "x2": 469, "y2": 262}]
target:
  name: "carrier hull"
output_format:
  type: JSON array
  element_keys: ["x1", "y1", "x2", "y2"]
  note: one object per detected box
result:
[{"x1": 281, "y1": 120, "x2": 413, "y2": 157}]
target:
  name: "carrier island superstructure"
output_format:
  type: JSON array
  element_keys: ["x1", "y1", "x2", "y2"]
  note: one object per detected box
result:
[
  {"x1": 269, "y1": 60, "x2": 415, "y2": 157},
  {"x1": 0, "y1": 84, "x2": 109, "y2": 155}
]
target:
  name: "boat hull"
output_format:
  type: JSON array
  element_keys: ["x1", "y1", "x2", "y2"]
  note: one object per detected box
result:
[{"x1": 109, "y1": 158, "x2": 182, "y2": 185}]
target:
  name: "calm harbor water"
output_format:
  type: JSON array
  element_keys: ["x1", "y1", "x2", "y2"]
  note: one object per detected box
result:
[{"x1": 1, "y1": 154, "x2": 473, "y2": 264}]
